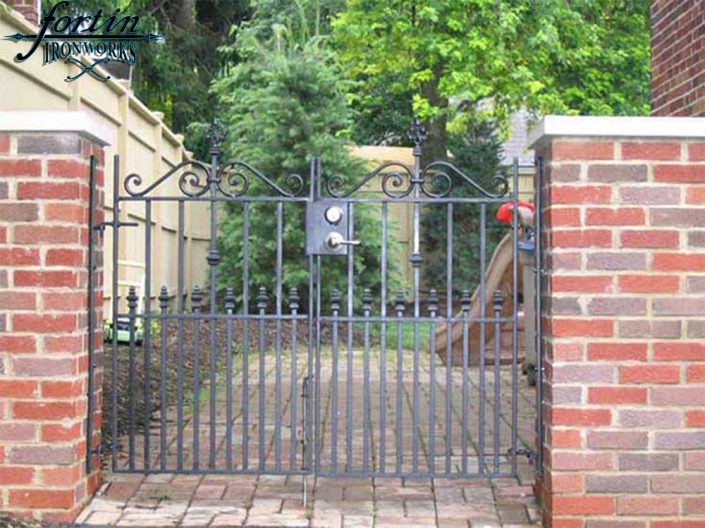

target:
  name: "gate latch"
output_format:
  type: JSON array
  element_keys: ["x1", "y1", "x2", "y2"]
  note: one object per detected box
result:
[{"x1": 305, "y1": 201, "x2": 360, "y2": 256}]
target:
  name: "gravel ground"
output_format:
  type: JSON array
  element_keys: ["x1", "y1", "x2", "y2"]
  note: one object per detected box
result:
[{"x1": 0, "y1": 514, "x2": 68, "y2": 528}]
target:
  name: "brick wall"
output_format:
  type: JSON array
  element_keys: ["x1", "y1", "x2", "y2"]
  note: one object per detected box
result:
[
  {"x1": 651, "y1": 0, "x2": 705, "y2": 117},
  {"x1": 2, "y1": 0, "x2": 39, "y2": 25},
  {"x1": 534, "y1": 123, "x2": 705, "y2": 526},
  {"x1": 0, "y1": 131, "x2": 104, "y2": 522}
]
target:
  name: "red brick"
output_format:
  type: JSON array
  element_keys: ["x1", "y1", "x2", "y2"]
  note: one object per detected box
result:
[
  {"x1": 547, "y1": 207, "x2": 581, "y2": 227},
  {"x1": 687, "y1": 364, "x2": 705, "y2": 382},
  {"x1": 550, "y1": 343, "x2": 584, "y2": 361},
  {"x1": 652, "y1": 522, "x2": 705, "y2": 528},
  {"x1": 551, "y1": 185, "x2": 612, "y2": 205},
  {"x1": 12, "y1": 401, "x2": 79, "y2": 420},
  {"x1": 0, "y1": 159, "x2": 41, "y2": 177},
  {"x1": 0, "y1": 291, "x2": 36, "y2": 310},
  {"x1": 620, "y1": 230, "x2": 679, "y2": 248},
  {"x1": 617, "y1": 496, "x2": 679, "y2": 516},
  {"x1": 45, "y1": 248, "x2": 84, "y2": 267},
  {"x1": 551, "y1": 275, "x2": 613, "y2": 293},
  {"x1": 47, "y1": 159, "x2": 89, "y2": 179},
  {"x1": 654, "y1": 342, "x2": 705, "y2": 361},
  {"x1": 551, "y1": 319, "x2": 613, "y2": 337},
  {"x1": 12, "y1": 357, "x2": 75, "y2": 377},
  {"x1": 587, "y1": 430, "x2": 648, "y2": 449},
  {"x1": 41, "y1": 466, "x2": 81, "y2": 486},
  {"x1": 588, "y1": 387, "x2": 647, "y2": 404},
  {"x1": 587, "y1": 252, "x2": 645, "y2": 271},
  {"x1": 622, "y1": 141, "x2": 681, "y2": 160},
  {"x1": 550, "y1": 473, "x2": 583, "y2": 493},
  {"x1": 0, "y1": 467, "x2": 35, "y2": 485},
  {"x1": 553, "y1": 141, "x2": 614, "y2": 160},
  {"x1": 9, "y1": 489, "x2": 74, "y2": 509},
  {"x1": 43, "y1": 292, "x2": 86, "y2": 312},
  {"x1": 586, "y1": 208, "x2": 644, "y2": 226},
  {"x1": 587, "y1": 343, "x2": 647, "y2": 361},
  {"x1": 686, "y1": 410, "x2": 705, "y2": 427},
  {"x1": 655, "y1": 164, "x2": 705, "y2": 183},
  {"x1": 41, "y1": 422, "x2": 82, "y2": 442},
  {"x1": 552, "y1": 408, "x2": 612, "y2": 426},
  {"x1": 685, "y1": 452, "x2": 705, "y2": 470},
  {"x1": 14, "y1": 270, "x2": 76, "y2": 288},
  {"x1": 0, "y1": 335, "x2": 36, "y2": 354},
  {"x1": 0, "y1": 380, "x2": 38, "y2": 398},
  {"x1": 0, "y1": 248, "x2": 40, "y2": 266},
  {"x1": 550, "y1": 429, "x2": 582, "y2": 448},
  {"x1": 654, "y1": 253, "x2": 705, "y2": 271},
  {"x1": 0, "y1": 424, "x2": 36, "y2": 441},
  {"x1": 689, "y1": 143, "x2": 705, "y2": 161},
  {"x1": 17, "y1": 182, "x2": 80, "y2": 200},
  {"x1": 0, "y1": 134, "x2": 9, "y2": 154},
  {"x1": 0, "y1": 203, "x2": 39, "y2": 222},
  {"x1": 683, "y1": 497, "x2": 705, "y2": 515},
  {"x1": 652, "y1": 475, "x2": 705, "y2": 493},
  {"x1": 620, "y1": 364, "x2": 680, "y2": 384},
  {"x1": 618, "y1": 274, "x2": 680, "y2": 293},
  {"x1": 587, "y1": 297, "x2": 645, "y2": 316},
  {"x1": 14, "y1": 225, "x2": 79, "y2": 245},
  {"x1": 687, "y1": 187, "x2": 705, "y2": 204},
  {"x1": 552, "y1": 495, "x2": 614, "y2": 516},
  {"x1": 41, "y1": 380, "x2": 83, "y2": 398},
  {"x1": 44, "y1": 203, "x2": 86, "y2": 223},
  {"x1": 551, "y1": 452, "x2": 613, "y2": 471},
  {"x1": 552, "y1": 230, "x2": 612, "y2": 248},
  {"x1": 588, "y1": 164, "x2": 647, "y2": 182},
  {"x1": 619, "y1": 409, "x2": 681, "y2": 428},
  {"x1": 45, "y1": 335, "x2": 84, "y2": 354}
]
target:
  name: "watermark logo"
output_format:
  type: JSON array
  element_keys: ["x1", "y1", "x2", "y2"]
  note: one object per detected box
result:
[{"x1": 4, "y1": 0, "x2": 162, "y2": 82}]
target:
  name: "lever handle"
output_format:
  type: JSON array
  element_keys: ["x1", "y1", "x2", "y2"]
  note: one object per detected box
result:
[{"x1": 325, "y1": 232, "x2": 361, "y2": 250}]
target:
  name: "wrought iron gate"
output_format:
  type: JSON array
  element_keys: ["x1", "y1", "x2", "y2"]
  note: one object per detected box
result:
[{"x1": 99, "y1": 120, "x2": 533, "y2": 479}]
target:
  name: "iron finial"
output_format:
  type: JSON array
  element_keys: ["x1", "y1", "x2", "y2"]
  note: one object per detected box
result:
[
  {"x1": 493, "y1": 289, "x2": 503, "y2": 311},
  {"x1": 289, "y1": 287, "x2": 300, "y2": 311},
  {"x1": 224, "y1": 287, "x2": 235, "y2": 313},
  {"x1": 461, "y1": 289, "x2": 471, "y2": 313},
  {"x1": 208, "y1": 118, "x2": 226, "y2": 154},
  {"x1": 159, "y1": 286, "x2": 169, "y2": 311},
  {"x1": 191, "y1": 286, "x2": 202, "y2": 311},
  {"x1": 257, "y1": 286, "x2": 268, "y2": 311},
  {"x1": 410, "y1": 117, "x2": 428, "y2": 148},
  {"x1": 362, "y1": 288, "x2": 373, "y2": 313},
  {"x1": 394, "y1": 289, "x2": 406, "y2": 314},
  {"x1": 427, "y1": 289, "x2": 439, "y2": 315},
  {"x1": 331, "y1": 289, "x2": 341, "y2": 313},
  {"x1": 127, "y1": 286, "x2": 138, "y2": 311}
]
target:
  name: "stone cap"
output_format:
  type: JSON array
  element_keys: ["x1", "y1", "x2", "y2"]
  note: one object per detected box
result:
[
  {"x1": 528, "y1": 115, "x2": 705, "y2": 149},
  {"x1": 0, "y1": 111, "x2": 114, "y2": 146}
]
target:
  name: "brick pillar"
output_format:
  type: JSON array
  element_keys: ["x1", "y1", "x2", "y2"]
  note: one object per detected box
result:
[
  {"x1": 0, "y1": 116, "x2": 109, "y2": 522},
  {"x1": 3, "y1": 0, "x2": 40, "y2": 25},
  {"x1": 530, "y1": 116, "x2": 705, "y2": 527}
]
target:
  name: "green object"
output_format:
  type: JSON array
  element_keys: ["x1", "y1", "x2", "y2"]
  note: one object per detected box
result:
[{"x1": 104, "y1": 318, "x2": 144, "y2": 345}]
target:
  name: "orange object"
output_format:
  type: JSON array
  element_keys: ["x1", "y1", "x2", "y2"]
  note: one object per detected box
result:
[{"x1": 496, "y1": 200, "x2": 535, "y2": 224}]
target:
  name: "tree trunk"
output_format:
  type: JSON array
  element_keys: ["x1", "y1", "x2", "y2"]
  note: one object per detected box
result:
[
  {"x1": 420, "y1": 63, "x2": 448, "y2": 167},
  {"x1": 174, "y1": 0, "x2": 193, "y2": 30}
]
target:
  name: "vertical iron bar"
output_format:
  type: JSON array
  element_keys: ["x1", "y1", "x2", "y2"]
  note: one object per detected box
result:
[
  {"x1": 535, "y1": 158, "x2": 544, "y2": 478},
  {"x1": 159, "y1": 287, "x2": 169, "y2": 470},
  {"x1": 312, "y1": 158, "x2": 321, "y2": 474},
  {"x1": 379, "y1": 203, "x2": 388, "y2": 474},
  {"x1": 395, "y1": 291, "x2": 405, "y2": 474},
  {"x1": 445, "y1": 203, "x2": 453, "y2": 474},
  {"x1": 242, "y1": 202, "x2": 250, "y2": 469},
  {"x1": 143, "y1": 200, "x2": 152, "y2": 470},
  {"x1": 511, "y1": 158, "x2": 520, "y2": 475},
  {"x1": 257, "y1": 287, "x2": 267, "y2": 471},
  {"x1": 478, "y1": 203, "x2": 487, "y2": 474},
  {"x1": 110, "y1": 155, "x2": 120, "y2": 472},
  {"x1": 192, "y1": 287, "x2": 202, "y2": 471},
  {"x1": 127, "y1": 287, "x2": 137, "y2": 471},
  {"x1": 225, "y1": 289, "x2": 235, "y2": 471},
  {"x1": 289, "y1": 289, "x2": 299, "y2": 469},
  {"x1": 331, "y1": 289, "x2": 340, "y2": 473},
  {"x1": 275, "y1": 202, "x2": 284, "y2": 470},
  {"x1": 314, "y1": 255, "x2": 322, "y2": 473},
  {"x1": 411, "y1": 157, "x2": 421, "y2": 475},
  {"x1": 176, "y1": 200, "x2": 185, "y2": 471},
  {"x1": 86, "y1": 156, "x2": 96, "y2": 474},
  {"x1": 493, "y1": 290, "x2": 502, "y2": 474},
  {"x1": 346, "y1": 205, "x2": 354, "y2": 472},
  {"x1": 208, "y1": 155, "x2": 220, "y2": 470},
  {"x1": 362, "y1": 289, "x2": 372, "y2": 473},
  {"x1": 461, "y1": 290, "x2": 470, "y2": 474},
  {"x1": 428, "y1": 290, "x2": 438, "y2": 473},
  {"x1": 306, "y1": 255, "x2": 314, "y2": 471}
]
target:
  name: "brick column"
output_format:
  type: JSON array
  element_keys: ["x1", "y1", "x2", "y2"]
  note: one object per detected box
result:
[
  {"x1": 0, "y1": 114, "x2": 110, "y2": 522},
  {"x1": 530, "y1": 116, "x2": 705, "y2": 527}
]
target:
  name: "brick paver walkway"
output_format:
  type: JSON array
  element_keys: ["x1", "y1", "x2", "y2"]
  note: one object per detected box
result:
[{"x1": 79, "y1": 351, "x2": 540, "y2": 526}]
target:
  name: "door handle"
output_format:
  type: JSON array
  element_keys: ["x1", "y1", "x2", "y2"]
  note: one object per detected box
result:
[{"x1": 325, "y1": 232, "x2": 361, "y2": 251}]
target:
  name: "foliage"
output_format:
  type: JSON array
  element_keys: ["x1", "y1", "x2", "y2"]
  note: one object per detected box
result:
[
  {"x1": 212, "y1": 9, "x2": 401, "y2": 311},
  {"x1": 420, "y1": 114, "x2": 508, "y2": 296},
  {"x1": 332, "y1": 0, "x2": 651, "y2": 150}
]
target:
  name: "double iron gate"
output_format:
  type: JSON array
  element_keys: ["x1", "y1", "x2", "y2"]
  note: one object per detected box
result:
[{"x1": 89, "y1": 121, "x2": 541, "y2": 479}]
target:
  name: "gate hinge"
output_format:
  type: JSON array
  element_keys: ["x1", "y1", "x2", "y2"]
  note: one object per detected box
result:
[
  {"x1": 94, "y1": 221, "x2": 139, "y2": 237},
  {"x1": 508, "y1": 447, "x2": 536, "y2": 464}
]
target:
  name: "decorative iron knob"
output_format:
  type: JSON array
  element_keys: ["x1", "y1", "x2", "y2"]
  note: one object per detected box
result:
[{"x1": 324, "y1": 206, "x2": 344, "y2": 225}]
